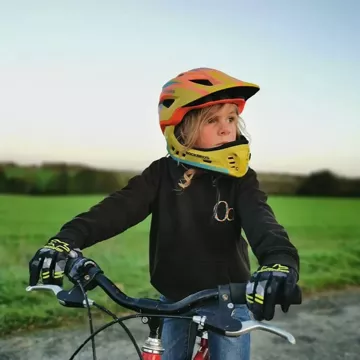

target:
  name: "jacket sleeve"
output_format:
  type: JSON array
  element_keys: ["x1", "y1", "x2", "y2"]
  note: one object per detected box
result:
[
  {"x1": 49, "y1": 159, "x2": 161, "y2": 250},
  {"x1": 236, "y1": 168, "x2": 300, "y2": 273}
]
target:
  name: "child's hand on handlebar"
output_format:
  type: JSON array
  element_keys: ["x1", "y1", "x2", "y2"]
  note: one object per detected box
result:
[
  {"x1": 28, "y1": 238, "x2": 81, "y2": 287},
  {"x1": 245, "y1": 263, "x2": 299, "y2": 321}
]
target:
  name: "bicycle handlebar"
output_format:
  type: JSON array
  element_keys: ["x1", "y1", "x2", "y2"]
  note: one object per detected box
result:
[
  {"x1": 35, "y1": 259, "x2": 300, "y2": 315},
  {"x1": 86, "y1": 266, "x2": 301, "y2": 314},
  {"x1": 26, "y1": 258, "x2": 301, "y2": 344},
  {"x1": 88, "y1": 269, "x2": 221, "y2": 314}
]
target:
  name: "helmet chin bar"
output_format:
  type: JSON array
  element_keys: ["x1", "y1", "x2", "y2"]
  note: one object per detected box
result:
[{"x1": 165, "y1": 127, "x2": 251, "y2": 178}]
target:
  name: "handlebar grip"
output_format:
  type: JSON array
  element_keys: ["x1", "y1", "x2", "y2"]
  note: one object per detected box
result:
[
  {"x1": 229, "y1": 283, "x2": 302, "y2": 305},
  {"x1": 65, "y1": 255, "x2": 102, "y2": 288}
]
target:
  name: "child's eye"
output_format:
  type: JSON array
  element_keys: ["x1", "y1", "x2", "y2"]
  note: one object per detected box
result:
[
  {"x1": 207, "y1": 118, "x2": 216, "y2": 124},
  {"x1": 228, "y1": 117, "x2": 236, "y2": 122}
]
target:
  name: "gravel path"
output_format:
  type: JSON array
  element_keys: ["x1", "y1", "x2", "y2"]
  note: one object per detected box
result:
[{"x1": 1, "y1": 289, "x2": 359, "y2": 360}]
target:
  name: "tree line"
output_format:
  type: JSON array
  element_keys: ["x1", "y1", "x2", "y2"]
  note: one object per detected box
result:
[
  {"x1": 0, "y1": 162, "x2": 137, "y2": 195},
  {"x1": 0, "y1": 162, "x2": 359, "y2": 197}
]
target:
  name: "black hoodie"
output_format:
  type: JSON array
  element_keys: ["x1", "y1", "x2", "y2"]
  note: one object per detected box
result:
[{"x1": 51, "y1": 156, "x2": 299, "y2": 301}]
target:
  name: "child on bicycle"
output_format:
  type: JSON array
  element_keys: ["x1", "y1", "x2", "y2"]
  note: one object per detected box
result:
[{"x1": 29, "y1": 67, "x2": 300, "y2": 360}]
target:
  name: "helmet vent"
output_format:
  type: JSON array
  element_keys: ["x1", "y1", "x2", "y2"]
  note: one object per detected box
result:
[
  {"x1": 189, "y1": 79, "x2": 213, "y2": 86},
  {"x1": 228, "y1": 156, "x2": 236, "y2": 168},
  {"x1": 161, "y1": 99, "x2": 175, "y2": 108}
]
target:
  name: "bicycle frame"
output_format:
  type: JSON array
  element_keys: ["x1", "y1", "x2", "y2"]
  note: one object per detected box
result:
[
  {"x1": 193, "y1": 333, "x2": 209, "y2": 360},
  {"x1": 141, "y1": 334, "x2": 209, "y2": 360},
  {"x1": 140, "y1": 315, "x2": 209, "y2": 360}
]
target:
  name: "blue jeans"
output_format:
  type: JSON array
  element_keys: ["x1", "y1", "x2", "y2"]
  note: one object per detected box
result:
[{"x1": 160, "y1": 295, "x2": 251, "y2": 360}]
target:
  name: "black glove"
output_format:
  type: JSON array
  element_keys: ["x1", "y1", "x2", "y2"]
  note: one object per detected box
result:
[
  {"x1": 246, "y1": 263, "x2": 298, "y2": 321},
  {"x1": 29, "y1": 238, "x2": 81, "y2": 286},
  {"x1": 65, "y1": 256, "x2": 102, "y2": 290}
]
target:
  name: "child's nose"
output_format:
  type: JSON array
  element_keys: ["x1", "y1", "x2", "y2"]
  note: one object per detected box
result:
[{"x1": 219, "y1": 122, "x2": 231, "y2": 135}]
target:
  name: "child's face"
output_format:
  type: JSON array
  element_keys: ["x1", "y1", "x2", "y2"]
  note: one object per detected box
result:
[{"x1": 194, "y1": 103, "x2": 238, "y2": 149}]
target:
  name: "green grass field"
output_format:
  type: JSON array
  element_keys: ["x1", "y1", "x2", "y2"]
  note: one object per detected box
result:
[{"x1": 1, "y1": 194, "x2": 360, "y2": 336}]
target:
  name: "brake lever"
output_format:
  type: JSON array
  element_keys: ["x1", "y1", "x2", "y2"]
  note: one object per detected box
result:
[
  {"x1": 192, "y1": 316, "x2": 296, "y2": 344},
  {"x1": 26, "y1": 285, "x2": 63, "y2": 295},
  {"x1": 26, "y1": 285, "x2": 95, "y2": 308},
  {"x1": 225, "y1": 320, "x2": 296, "y2": 344}
]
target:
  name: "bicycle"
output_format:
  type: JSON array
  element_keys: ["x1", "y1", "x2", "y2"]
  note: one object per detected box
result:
[{"x1": 26, "y1": 256, "x2": 302, "y2": 360}]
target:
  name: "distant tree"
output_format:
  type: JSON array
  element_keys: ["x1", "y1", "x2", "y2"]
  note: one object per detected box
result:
[
  {"x1": 341, "y1": 178, "x2": 360, "y2": 197},
  {"x1": 296, "y1": 170, "x2": 341, "y2": 197},
  {"x1": 5, "y1": 177, "x2": 31, "y2": 194},
  {"x1": 0, "y1": 170, "x2": 7, "y2": 193},
  {"x1": 96, "y1": 171, "x2": 122, "y2": 193},
  {"x1": 46, "y1": 165, "x2": 69, "y2": 194},
  {"x1": 71, "y1": 169, "x2": 98, "y2": 194}
]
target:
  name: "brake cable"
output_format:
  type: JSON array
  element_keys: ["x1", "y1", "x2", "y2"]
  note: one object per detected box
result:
[
  {"x1": 74, "y1": 279, "x2": 143, "y2": 360},
  {"x1": 68, "y1": 306, "x2": 194, "y2": 360},
  {"x1": 68, "y1": 312, "x2": 143, "y2": 360},
  {"x1": 77, "y1": 280, "x2": 97, "y2": 360}
]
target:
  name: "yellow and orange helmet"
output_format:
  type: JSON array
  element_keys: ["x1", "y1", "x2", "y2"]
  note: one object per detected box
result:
[{"x1": 158, "y1": 67, "x2": 260, "y2": 177}]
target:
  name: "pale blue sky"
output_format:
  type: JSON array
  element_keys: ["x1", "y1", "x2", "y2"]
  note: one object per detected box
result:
[{"x1": 1, "y1": 0, "x2": 359, "y2": 176}]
